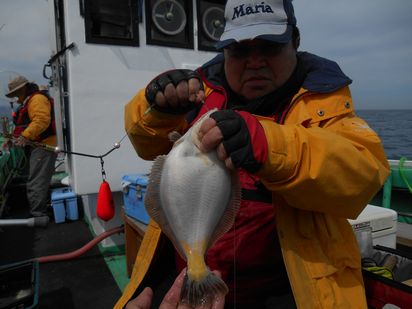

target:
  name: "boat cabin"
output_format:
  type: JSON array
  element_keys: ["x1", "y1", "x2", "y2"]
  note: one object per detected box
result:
[{"x1": 46, "y1": 0, "x2": 224, "y2": 246}]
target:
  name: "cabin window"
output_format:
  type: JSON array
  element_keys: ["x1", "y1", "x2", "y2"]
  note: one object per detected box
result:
[{"x1": 84, "y1": 0, "x2": 139, "y2": 46}]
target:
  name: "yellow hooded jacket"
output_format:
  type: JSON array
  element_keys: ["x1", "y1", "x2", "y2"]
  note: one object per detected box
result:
[
  {"x1": 115, "y1": 52, "x2": 389, "y2": 308},
  {"x1": 16, "y1": 93, "x2": 56, "y2": 146}
]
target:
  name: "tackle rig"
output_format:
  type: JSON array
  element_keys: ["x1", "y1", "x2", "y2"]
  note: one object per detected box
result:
[{"x1": 0, "y1": 116, "x2": 127, "y2": 227}]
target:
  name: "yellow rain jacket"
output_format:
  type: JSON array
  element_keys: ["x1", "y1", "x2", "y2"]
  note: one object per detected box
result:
[
  {"x1": 15, "y1": 93, "x2": 56, "y2": 146},
  {"x1": 116, "y1": 52, "x2": 389, "y2": 308}
]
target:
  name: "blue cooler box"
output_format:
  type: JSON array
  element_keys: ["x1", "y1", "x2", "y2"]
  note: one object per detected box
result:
[
  {"x1": 51, "y1": 187, "x2": 79, "y2": 223},
  {"x1": 122, "y1": 174, "x2": 150, "y2": 224}
]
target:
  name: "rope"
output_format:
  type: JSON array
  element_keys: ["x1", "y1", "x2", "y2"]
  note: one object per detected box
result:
[{"x1": 398, "y1": 156, "x2": 412, "y2": 194}]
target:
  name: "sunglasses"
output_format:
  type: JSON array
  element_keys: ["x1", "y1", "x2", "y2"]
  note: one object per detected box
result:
[{"x1": 224, "y1": 41, "x2": 287, "y2": 58}]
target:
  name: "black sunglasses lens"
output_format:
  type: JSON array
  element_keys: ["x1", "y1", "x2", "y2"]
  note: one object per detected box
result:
[
  {"x1": 225, "y1": 42, "x2": 286, "y2": 58},
  {"x1": 262, "y1": 43, "x2": 285, "y2": 55},
  {"x1": 226, "y1": 45, "x2": 251, "y2": 58}
]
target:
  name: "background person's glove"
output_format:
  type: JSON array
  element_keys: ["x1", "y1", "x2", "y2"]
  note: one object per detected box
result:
[
  {"x1": 210, "y1": 110, "x2": 268, "y2": 173},
  {"x1": 14, "y1": 136, "x2": 29, "y2": 147},
  {"x1": 145, "y1": 69, "x2": 204, "y2": 114}
]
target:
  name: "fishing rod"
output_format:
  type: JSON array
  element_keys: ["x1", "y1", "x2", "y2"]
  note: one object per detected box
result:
[
  {"x1": 0, "y1": 84, "x2": 175, "y2": 162},
  {"x1": 0, "y1": 96, "x2": 155, "y2": 178},
  {"x1": 1, "y1": 131, "x2": 128, "y2": 180},
  {"x1": 2, "y1": 132, "x2": 123, "y2": 157}
]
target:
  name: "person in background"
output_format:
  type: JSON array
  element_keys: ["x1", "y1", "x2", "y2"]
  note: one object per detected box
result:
[
  {"x1": 116, "y1": 0, "x2": 390, "y2": 307},
  {"x1": 5, "y1": 75, "x2": 57, "y2": 220}
]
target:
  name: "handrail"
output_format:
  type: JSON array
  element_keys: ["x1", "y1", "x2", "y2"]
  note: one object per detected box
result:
[{"x1": 398, "y1": 156, "x2": 412, "y2": 194}]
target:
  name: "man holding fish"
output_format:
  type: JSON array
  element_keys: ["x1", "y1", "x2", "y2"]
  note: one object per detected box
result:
[{"x1": 117, "y1": 0, "x2": 390, "y2": 308}]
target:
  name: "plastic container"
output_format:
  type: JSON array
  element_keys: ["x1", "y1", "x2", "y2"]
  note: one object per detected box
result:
[
  {"x1": 51, "y1": 199, "x2": 66, "y2": 223},
  {"x1": 121, "y1": 174, "x2": 150, "y2": 224},
  {"x1": 348, "y1": 204, "x2": 398, "y2": 249},
  {"x1": 51, "y1": 187, "x2": 79, "y2": 223}
]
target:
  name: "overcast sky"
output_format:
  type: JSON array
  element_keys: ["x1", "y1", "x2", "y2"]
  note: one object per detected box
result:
[{"x1": 0, "y1": 0, "x2": 411, "y2": 109}]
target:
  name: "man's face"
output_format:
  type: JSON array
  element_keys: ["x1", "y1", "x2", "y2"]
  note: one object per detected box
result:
[
  {"x1": 10, "y1": 88, "x2": 26, "y2": 104},
  {"x1": 224, "y1": 39, "x2": 297, "y2": 100}
]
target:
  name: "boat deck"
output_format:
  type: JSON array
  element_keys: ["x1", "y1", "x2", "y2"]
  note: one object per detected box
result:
[
  {"x1": 1, "y1": 154, "x2": 411, "y2": 308},
  {"x1": 0, "y1": 184, "x2": 127, "y2": 309}
]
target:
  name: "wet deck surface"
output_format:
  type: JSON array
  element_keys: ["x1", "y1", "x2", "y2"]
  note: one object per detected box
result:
[{"x1": 0, "y1": 185, "x2": 121, "y2": 309}]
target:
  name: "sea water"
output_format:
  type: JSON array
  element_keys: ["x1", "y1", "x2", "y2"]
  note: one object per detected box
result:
[{"x1": 357, "y1": 110, "x2": 412, "y2": 160}]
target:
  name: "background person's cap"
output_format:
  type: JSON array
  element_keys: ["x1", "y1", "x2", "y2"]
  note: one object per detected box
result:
[
  {"x1": 5, "y1": 75, "x2": 29, "y2": 97},
  {"x1": 216, "y1": 0, "x2": 297, "y2": 50}
]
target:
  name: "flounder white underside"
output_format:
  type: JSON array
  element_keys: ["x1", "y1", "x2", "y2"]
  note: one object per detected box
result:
[{"x1": 144, "y1": 109, "x2": 241, "y2": 260}]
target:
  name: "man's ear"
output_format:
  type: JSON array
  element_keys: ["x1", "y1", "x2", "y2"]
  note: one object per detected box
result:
[
  {"x1": 292, "y1": 26, "x2": 300, "y2": 50},
  {"x1": 293, "y1": 35, "x2": 300, "y2": 50}
]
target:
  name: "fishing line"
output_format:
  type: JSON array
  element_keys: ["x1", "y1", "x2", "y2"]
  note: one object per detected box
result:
[
  {"x1": 1, "y1": 127, "x2": 129, "y2": 180},
  {"x1": 7, "y1": 93, "x2": 244, "y2": 303},
  {"x1": 3, "y1": 93, "x2": 191, "y2": 179},
  {"x1": 0, "y1": 97, "x2": 150, "y2": 185},
  {"x1": 140, "y1": 100, "x2": 243, "y2": 305},
  {"x1": 2, "y1": 83, "x2": 205, "y2": 178},
  {"x1": 233, "y1": 209, "x2": 237, "y2": 308}
]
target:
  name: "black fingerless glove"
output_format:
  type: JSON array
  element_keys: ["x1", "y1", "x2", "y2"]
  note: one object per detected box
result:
[
  {"x1": 210, "y1": 110, "x2": 268, "y2": 174},
  {"x1": 145, "y1": 69, "x2": 203, "y2": 114}
]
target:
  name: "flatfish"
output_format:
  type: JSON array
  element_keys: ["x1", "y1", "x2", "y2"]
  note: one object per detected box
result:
[{"x1": 145, "y1": 108, "x2": 241, "y2": 306}]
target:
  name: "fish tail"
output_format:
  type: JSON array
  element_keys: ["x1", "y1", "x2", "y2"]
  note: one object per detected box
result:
[{"x1": 180, "y1": 269, "x2": 228, "y2": 307}]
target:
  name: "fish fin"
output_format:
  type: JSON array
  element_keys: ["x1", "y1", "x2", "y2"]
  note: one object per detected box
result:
[
  {"x1": 208, "y1": 170, "x2": 241, "y2": 246},
  {"x1": 145, "y1": 155, "x2": 186, "y2": 259},
  {"x1": 168, "y1": 131, "x2": 182, "y2": 143},
  {"x1": 144, "y1": 155, "x2": 167, "y2": 225},
  {"x1": 180, "y1": 269, "x2": 228, "y2": 307}
]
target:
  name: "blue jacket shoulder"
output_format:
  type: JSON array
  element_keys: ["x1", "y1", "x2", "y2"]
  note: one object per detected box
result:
[{"x1": 299, "y1": 52, "x2": 352, "y2": 93}]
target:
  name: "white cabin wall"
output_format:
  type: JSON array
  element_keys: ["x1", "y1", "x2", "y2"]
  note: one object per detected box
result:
[
  {"x1": 61, "y1": 0, "x2": 217, "y2": 195},
  {"x1": 47, "y1": 0, "x2": 220, "y2": 243}
]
